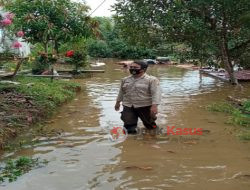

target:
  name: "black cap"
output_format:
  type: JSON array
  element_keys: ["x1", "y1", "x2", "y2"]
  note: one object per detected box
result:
[{"x1": 134, "y1": 60, "x2": 148, "y2": 71}]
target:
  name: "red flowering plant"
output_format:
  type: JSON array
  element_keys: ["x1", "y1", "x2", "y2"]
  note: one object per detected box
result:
[
  {"x1": 66, "y1": 50, "x2": 74, "y2": 57},
  {"x1": 65, "y1": 49, "x2": 87, "y2": 73},
  {"x1": 0, "y1": 10, "x2": 28, "y2": 78},
  {"x1": 63, "y1": 37, "x2": 88, "y2": 73},
  {"x1": 16, "y1": 30, "x2": 24, "y2": 37},
  {"x1": 12, "y1": 41, "x2": 22, "y2": 48},
  {"x1": 0, "y1": 11, "x2": 25, "y2": 52}
]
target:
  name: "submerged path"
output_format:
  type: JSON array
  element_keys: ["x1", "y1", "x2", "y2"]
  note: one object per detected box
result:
[{"x1": 1, "y1": 59, "x2": 250, "y2": 190}]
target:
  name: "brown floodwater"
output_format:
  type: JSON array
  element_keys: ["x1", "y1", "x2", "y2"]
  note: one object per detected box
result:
[{"x1": 1, "y1": 59, "x2": 250, "y2": 190}]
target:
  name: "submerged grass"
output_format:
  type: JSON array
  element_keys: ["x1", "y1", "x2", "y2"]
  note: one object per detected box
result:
[
  {"x1": 206, "y1": 101, "x2": 238, "y2": 114},
  {"x1": 0, "y1": 156, "x2": 48, "y2": 183},
  {"x1": 207, "y1": 100, "x2": 250, "y2": 140},
  {"x1": 239, "y1": 131, "x2": 250, "y2": 140}
]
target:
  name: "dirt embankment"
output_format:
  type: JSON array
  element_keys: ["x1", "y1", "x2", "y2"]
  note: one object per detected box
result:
[
  {"x1": 0, "y1": 77, "x2": 81, "y2": 150},
  {"x1": 0, "y1": 91, "x2": 42, "y2": 149}
]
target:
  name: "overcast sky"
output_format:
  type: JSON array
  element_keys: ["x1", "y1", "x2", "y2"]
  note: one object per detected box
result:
[{"x1": 77, "y1": 0, "x2": 117, "y2": 17}]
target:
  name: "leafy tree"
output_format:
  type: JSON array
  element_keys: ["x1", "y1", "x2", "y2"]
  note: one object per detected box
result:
[
  {"x1": 113, "y1": 0, "x2": 250, "y2": 84},
  {"x1": 87, "y1": 39, "x2": 111, "y2": 58},
  {"x1": 86, "y1": 17, "x2": 156, "y2": 59},
  {"x1": 31, "y1": 53, "x2": 57, "y2": 74},
  {"x1": 93, "y1": 17, "x2": 114, "y2": 41},
  {"x1": 239, "y1": 46, "x2": 250, "y2": 69},
  {"x1": 5, "y1": 0, "x2": 94, "y2": 54}
]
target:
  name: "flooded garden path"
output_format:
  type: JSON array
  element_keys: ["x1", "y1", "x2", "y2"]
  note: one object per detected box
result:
[{"x1": 1, "y1": 59, "x2": 250, "y2": 190}]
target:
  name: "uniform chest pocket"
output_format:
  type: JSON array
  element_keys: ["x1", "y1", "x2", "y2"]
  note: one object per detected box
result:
[
  {"x1": 135, "y1": 83, "x2": 149, "y2": 92},
  {"x1": 122, "y1": 82, "x2": 132, "y2": 92}
]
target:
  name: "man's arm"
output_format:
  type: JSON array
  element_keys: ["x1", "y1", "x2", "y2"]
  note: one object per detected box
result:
[
  {"x1": 150, "y1": 78, "x2": 161, "y2": 114},
  {"x1": 115, "y1": 79, "x2": 124, "y2": 111}
]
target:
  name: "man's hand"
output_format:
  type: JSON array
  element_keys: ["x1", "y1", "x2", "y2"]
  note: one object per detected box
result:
[
  {"x1": 115, "y1": 101, "x2": 121, "y2": 111},
  {"x1": 150, "y1": 104, "x2": 158, "y2": 115}
]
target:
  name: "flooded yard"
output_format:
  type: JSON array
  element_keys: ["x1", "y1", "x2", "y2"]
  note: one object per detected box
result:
[{"x1": 1, "y1": 59, "x2": 250, "y2": 190}]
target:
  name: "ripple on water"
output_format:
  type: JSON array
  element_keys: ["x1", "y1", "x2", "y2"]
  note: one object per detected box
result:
[{"x1": 2, "y1": 64, "x2": 250, "y2": 190}]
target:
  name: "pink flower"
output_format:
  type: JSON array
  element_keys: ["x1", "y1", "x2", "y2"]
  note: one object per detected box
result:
[
  {"x1": 5, "y1": 12, "x2": 15, "y2": 20},
  {"x1": 13, "y1": 41, "x2": 22, "y2": 48},
  {"x1": 17, "y1": 31, "x2": 25, "y2": 37},
  {"x1": 1, "y1": 18, "x2": 12, "y2": 26}
]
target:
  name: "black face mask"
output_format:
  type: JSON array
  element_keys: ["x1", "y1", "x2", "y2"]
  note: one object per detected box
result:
[{"x1": 129, "y1": 68, "x2": 142, "y2": 75}]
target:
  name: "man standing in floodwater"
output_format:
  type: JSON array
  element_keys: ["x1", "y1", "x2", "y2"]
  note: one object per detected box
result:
[{"x1": 115, "y1": 60, "x2": 161, "y2": 134}]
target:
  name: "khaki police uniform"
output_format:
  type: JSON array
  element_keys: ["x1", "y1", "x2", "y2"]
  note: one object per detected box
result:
[{"x1": 117, "y1": 73, "x2": 161, "y2": 133}]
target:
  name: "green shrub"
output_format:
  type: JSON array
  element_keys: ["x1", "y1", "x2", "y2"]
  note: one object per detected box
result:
[
  {"x1": 86, "y1": 38, "x2": 156, "y2": 59},
  {"x1": 243, "y1": 100, "x2": 250, "y2": 112},
  {"x1": 30, "y1": 43, "x2": 46, "y2": 57},
  {"x1": 87, "y1": 39, "x2": 111, "y2": 58},
  {"x1": 229, "y1": 110, "x2": 250, "y2": 127},
  {"x1": 207, "y1": 100, "x2": 250, "y2": 140},
  {"x1": 64, "y1": 37, "x2": 89, "y2": 72},
  {"x1": 239, "y1": 47, "x2": 250, "y2": 69},
  {"x1": 31, "y1": 53, "x2": 57, "y2": 74}
]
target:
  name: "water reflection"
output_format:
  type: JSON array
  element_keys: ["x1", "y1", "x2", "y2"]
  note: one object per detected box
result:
[{"x1": 1, "y1": 60, "x2": 250, "y2": 190}]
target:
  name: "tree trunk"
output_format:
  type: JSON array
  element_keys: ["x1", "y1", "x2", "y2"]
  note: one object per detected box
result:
[
  {"x1": 200, "y1": 47, "x2": 204, "y2": 69},
  {"x1": 8, "y1": 59, "x2": 25, "y2": 79},
  {"x1": 220, "y1": 35, "x2": 238, "y2": 84},
  {"x1": 44, "y1": 42, "x2": 48, "y2": 54},
  {"x1": 54, "y1": 40, "x2": 59, "y2": 55},
  {"x1": 220, "y1": 9, "x2": 238, "y2": 85},
  {"x1": 11, "y1": 59, "x2": 24, "y2": 78}
]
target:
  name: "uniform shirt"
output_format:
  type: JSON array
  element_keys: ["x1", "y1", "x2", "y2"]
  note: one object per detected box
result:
[{"x1": 116, "y1": 73, "x2": 161, "y2": 108}]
